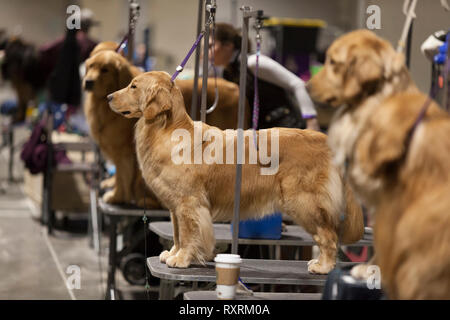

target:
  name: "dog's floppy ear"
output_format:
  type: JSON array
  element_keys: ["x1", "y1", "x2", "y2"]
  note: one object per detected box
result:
[
  {"x1": 143, "y1": 84, "x2": 172, "y2": 121},
  {"x1": 343, "y1": 50, "x2": 383, "y2": 100},
  {"x1": 356, "y1": 100, "x2": 417, "y2": 177},
  {"x1": 116, "y1": 58, "x2": 134, "y2": 89}
]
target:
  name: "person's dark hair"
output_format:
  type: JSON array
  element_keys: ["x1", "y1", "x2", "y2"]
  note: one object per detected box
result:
[
  {"x1": 214, "y1": 23, "x2": 252, "y2": 85},
  {"x1": 214, "y1": 23, "x2": 251, "y2": 53}
]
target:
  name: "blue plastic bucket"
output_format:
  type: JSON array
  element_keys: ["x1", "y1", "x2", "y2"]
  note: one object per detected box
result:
[{"x1": 231, "y1": 213, "x2": 282, "y2": 240}]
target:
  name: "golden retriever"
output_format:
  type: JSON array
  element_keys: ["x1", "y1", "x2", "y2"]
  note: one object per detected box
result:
[
  {"x1": 83, "y1": 46, "x2": 158, "y2": 208},
  {"x1": 84, "y1": 42, "x2": 248, "y2": 207},
  {"x1": 308, "y1": 30, "x2": 450, "y2": 299},
  {"x1": 107, "y1": 71, "x2": 364, "y2": 273}
]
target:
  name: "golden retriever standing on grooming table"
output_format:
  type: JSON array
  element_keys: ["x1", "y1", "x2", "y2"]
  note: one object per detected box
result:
[
  {"x1": 308, "y1": 30, "x2": 450, "y2": 298},
  {"x1": 84, "y1": 42, "x2": 246, "y2": 207},
  {"x1": 108, "y1": 71, "x2": 364, "y2": 273}
]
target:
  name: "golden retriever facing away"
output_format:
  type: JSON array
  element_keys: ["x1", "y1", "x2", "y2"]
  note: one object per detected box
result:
[
  {"x1": 308, "y1": 30, "x2": 450, "y2": 299},
  {"x1": 84, "y1": 45, "x2": 160, "y2": 208},
  {"x1": 108, "y1": 71, "x2": 364, "y2": 273},
  {"x1": 176, "y1": 79, "x2": 250, "y2": 130}
]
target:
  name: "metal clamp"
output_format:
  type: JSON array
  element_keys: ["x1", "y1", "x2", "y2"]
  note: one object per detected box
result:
[{"x1": 129, "y1": 0, "x2": 140, "y2": 34}]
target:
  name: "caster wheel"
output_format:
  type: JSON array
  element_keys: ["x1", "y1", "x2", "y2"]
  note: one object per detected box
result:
[{"x1": 120, "y1": 253, "x2": 146, "y2": 286}]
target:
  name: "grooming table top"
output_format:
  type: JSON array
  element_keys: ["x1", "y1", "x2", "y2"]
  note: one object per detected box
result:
[
  {"x1": 147, "y1": 256, "x2": 354, "y2": 286},
  {"x1": 183, "y1": 291, "x2": 323, "y2": 300},
  {"x1": 98, "y1": 199, "x2": 170, "y2": 218},
  {"x1": 149, "y1": 221, "x2": 373, "y2": 246}
]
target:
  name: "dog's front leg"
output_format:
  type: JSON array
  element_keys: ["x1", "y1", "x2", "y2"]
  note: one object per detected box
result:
[
  {"x1": 160, "y1": 211, "x2": 180, "y2": 263},
  {"x1": 308, "y1": 227, "x2": 338, "y2": 274},
  {"x1": 103, "y1": 154, "x2": 137, "y2": 204},
  {"x1": 100, "y1": 176, "x2": 116, "y2": 190},
  {"x1": 166, "y1": 203, "x2": 215, "y2": 268},
  {"x1": 350, "y1": 254, "x2": 377, "y2": 279}
]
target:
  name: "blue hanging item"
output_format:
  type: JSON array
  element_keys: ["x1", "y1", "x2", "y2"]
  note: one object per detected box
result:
[
  {"x1": 38, "y1": 101, "x2": 67, "y2": 130},
  {"x1": 231, "y1": 212, "x2": 282, "y2": 240},
  {"x1": 106, "y1": 164, "x2": 116, "y2": 176},
  {"x1": 433, "y1": 31, "x2": 449, "y2": 65},
  {"x1": 0, "y1": 100, "x2": 18, "y2": 115}
]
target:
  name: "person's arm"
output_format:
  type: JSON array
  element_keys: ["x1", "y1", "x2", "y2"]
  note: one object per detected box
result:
[{"x1": 248, "y1": 54, "x2": 319, "y2": 130}]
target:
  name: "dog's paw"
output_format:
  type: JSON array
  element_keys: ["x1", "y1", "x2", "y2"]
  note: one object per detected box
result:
[
  {"x1": 100, "y1": 176, "x2": 115, "y2": 190},
  {"x1": 159, "y1": 250, "x2": 171, "y2": 263},
  {"x1": 350, "y1": 264, "x2": 372, "y2": 280},
  {"x1": 307, "y1": 259, "x2": 335, "y2": 274},
  {"x1": 102, "y1": 190, "x2": 124, "y2": 204},
  {"x1": 166, "y1": 250, "x2": 191, "y2": 268}
]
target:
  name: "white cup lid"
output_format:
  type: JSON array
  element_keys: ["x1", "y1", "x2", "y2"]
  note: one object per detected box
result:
[{"x1": 214, "y1": 253, "x2": 242, "y2": 264}]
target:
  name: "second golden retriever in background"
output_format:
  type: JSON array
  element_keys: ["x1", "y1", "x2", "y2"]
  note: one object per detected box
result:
[
  {"x1": 108, "y1": 71, "x2": 364, "y2": 273},
  {"x1": 308, "y1": 30, "x2": 450, "y2": 299},
  {"x1": 84, "y1": 47, "x2": 159, "y2": 208}
]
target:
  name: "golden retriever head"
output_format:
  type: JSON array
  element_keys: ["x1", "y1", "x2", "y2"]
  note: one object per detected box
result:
[
  {"x1": 308, "y1": 30, "x2": 405, "y2": 107},
  {"x1": 89, "y1": 41, "x2": 119, "y2": 57},
  {"x1": 83, "y1": 50, "x2": 134, "y2": 98},
  {"x1": 108, "y1": 71, "x2": 180, "y2": 121}
]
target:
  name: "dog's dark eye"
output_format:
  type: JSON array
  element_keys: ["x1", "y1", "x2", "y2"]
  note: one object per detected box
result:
[
  {"x1": 101, "y1": 67, "x2": 108, "y2": 73},
  {"x1": 131, "y1": 84, "x2": 137, "y2": 89},
  {"x1": 329, "y1": 58, "x2": 336, "y2": 65}
]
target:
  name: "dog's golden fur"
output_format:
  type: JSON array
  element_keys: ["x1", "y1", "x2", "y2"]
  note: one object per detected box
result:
[
  {"x1": 83, "y1": 46, "x2": 157, "y2": 207},
  {"x1": 308, "y1": 30, "x2": 450, "y2": 299},
  {"x1": 83, "y1": 42, "x2": 248, "y2": 206},
  {"x1": 108, "y1": 71, "x2": 364, "y2": 273}
]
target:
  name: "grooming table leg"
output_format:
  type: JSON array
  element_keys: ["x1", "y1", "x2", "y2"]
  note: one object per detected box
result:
[
  {"x1": 8, "y1": 125, "x2": 13, "y2": 182},
  {"x1": 105, "y1": 216, "x2": 118, "y2": 300},
  {"x1": 159, "y1": 279, "x2": 175, "y2": 300}
]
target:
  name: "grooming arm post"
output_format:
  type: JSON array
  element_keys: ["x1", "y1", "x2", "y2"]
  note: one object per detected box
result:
[
  {"x1": 231, "y1": 7, "x2": 263, "y2": 255},
  {"x1": 190, "y1": 0, "x2": 204, "y2": 120},
  {"x1": 127, "y1": 0, "x2": 140, "y2": 62},
  {"x1": 200, "y1": 0, "x2": 213, "y2": 123},
  {"x1": 397, "y1": 0, "x2": 418, "y2": 53}
]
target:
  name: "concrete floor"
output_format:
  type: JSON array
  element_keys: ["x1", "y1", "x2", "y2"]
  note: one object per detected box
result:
[{"x1": 0, "y1": 125, "x2": 154, "y2": 300}]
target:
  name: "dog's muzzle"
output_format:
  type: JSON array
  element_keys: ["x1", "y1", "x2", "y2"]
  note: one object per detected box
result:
[{"x1": 84, "y1": 79, "x2": 94, "y2": 91}]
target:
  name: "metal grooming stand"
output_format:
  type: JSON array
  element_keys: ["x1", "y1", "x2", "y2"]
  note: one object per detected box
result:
[
  {"x1": 200, "y1": 0, "x2": 214, "y2": 123},
  {"x1": 231, "y1": 7, "x2": 264, "y2": 255},
  {"x1": 190, "y1": 0, "x2": 204, "y2": 120},
  {"x1": 127, "y1": 0, "x2": 140, "y2": 63}
]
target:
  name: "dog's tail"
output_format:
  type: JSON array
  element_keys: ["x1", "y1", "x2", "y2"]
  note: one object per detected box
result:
[{"x1": 339, "y1": 180, "x2": 364, "y2": 244}]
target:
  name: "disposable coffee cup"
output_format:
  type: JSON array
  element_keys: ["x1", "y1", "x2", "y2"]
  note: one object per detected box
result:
[{"x1": 214, "y1": 254, "x2": 242, "y2": 300}]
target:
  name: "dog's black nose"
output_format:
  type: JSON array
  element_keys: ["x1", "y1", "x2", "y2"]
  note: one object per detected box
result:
[
  {"x1": 107, "y1": 94, "x2": 113, "y2": 102},
  {"x1": 84, "y1": 79, "x2": 94, "y2": 91}
]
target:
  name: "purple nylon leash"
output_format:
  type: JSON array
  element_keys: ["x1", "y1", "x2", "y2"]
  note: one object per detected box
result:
[
  {"x1": 171, "y1": 32, "x2": 205, "y2": 82},
  {"x1": 252, "y1": 26, "x2": 261, "y2": 150},
  {"x1": 116, "y1": 35, "x2": 128, "y2": 53}
]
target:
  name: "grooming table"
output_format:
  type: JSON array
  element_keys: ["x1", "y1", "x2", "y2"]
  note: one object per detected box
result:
[
  {"x1": 149, "y1": 221, "x2": 373, "y2": 248},
  {"x1": 99, "y1": 199, "x2": 169, "y2": 300},
  {"x1": 147, "y1": 256, "x2": 355, "y2": 300},
  {"x1": 183, "y1": 291, "x2": 323, "y2": 300},
  {"x1": 148, "y1": 222, "x2": 371, "y2": 299}
]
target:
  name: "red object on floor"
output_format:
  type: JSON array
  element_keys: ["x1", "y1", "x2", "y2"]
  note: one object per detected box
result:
[{"x1": 344, "y1": 246, "x2": 369, "y2": 263}]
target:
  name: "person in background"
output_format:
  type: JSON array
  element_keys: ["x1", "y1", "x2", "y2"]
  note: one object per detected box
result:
[
  {"x1": 209, "y1": 22, "x2": 320, "y2": 131},
  {"x1": 39, "y1": 8, "x2": 99, "y2": 82}
]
